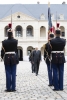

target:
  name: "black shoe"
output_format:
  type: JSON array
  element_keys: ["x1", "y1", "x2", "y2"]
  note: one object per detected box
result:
[
  {"x1": 53, "y1": 89, "x2": 59, "y2": 91},
  {"x1": 11, "y1": 90, "x2": 16, "y2": 92},
  {"x1": 48, "y1": 84, "x2": 53, "y2": 86},
  {"x1": 5, "y1": 90, "x2": 11, "y2": 92},
  {"x1": 59, "y1": 89, "x2": 64, "y2": 91},
  {"x1": 36, "y1": 73, "x2": 38, "y2": 76}
]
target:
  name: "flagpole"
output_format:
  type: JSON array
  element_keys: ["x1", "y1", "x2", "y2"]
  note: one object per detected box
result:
[
  {"x1": 56, "y1": 11, "x2": 57, "y2": 28},
  {"x1": 11, "y1": 10, "x2": 12, "y2": 29},
  {"x1": 48, "y1": 2, "x2": 50, "y2": 7},
  {"x1": 48, "y1": 2, "x2": 50, "y2": 40}
]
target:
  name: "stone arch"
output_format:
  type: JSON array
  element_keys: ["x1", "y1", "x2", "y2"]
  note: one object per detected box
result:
[
  {"x1": 60, "y1": 26, "x2": 65, "y2": 37},
  {"x1": 4, "y1": 26, "x2": 9, "y2": 37},
  {"x1": 27, "y1": 46, "x2": 33, "y2": 56},
  {"x1": 17, "y1": 46, "x2": 23, "y2": 61}
]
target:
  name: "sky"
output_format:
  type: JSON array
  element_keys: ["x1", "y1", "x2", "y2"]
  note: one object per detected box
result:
[{"x1": 0, "y1": 0, "x2": 67, "y2": 4}]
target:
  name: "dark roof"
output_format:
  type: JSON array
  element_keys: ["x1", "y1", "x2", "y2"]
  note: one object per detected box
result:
[{"x1": 0, "y1": 4, "x2": 67, "y2": 20}]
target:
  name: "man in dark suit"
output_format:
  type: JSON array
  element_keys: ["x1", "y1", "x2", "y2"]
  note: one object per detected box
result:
[
  {"x1": 1, "y1": 29, "x2": 18, "y2": 92},
  {"x1": 32, "y1": 47, "x2": 41, "y2": 76},
  {"x1": 49, "y1": 28, "x2": 66, "y2": 91},
  {"x1": 44, "y1": 33, "x2": 54, "y2": 86},
  {"x1": 29, "y1": 48, "x2": 35, "y2": 73}
]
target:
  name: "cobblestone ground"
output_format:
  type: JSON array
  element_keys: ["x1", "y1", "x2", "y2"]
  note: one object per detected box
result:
[{"x1": 0, "y1": 61, "x2": 67, "y2": 100}]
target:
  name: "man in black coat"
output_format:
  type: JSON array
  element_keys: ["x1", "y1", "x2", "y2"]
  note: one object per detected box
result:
[
  {"x1": 44, "y1": 33, "x2": 54, "y2": 86},
  {"x1": 1, "y1": 29, "x2": 18, "y2": 92},
  {"x1": 29, "y1": 48, "x2": 35, "y2": 73},
  {"x1": 49, "y1": 29, "x2": 66, "y2": 91},
  {"x1": 32, "y1": 47, "x2": 41, "y2": 76}
]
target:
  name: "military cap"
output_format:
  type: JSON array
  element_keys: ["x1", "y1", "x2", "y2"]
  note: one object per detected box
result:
[
  {"x1": 7, "y1": 23, "x2": 13, "y2": 33},
  {"x1": 55, "y1": 23, "x2": 61, "y2": 34},
  {"x1": 49, "y1": 33, "x2": 54, "y2": 38},
  {"x1": 7, "y1": 28, "x2": 13, "y2": 37},
  {"x1": 55, "y1": 30, "x2": 61, "y2": 34},
  {"x1": 49, "y1": 27, "x2": 54, "y2": 38}
]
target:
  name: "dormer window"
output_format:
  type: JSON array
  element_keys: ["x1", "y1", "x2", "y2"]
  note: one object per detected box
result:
[
  {"x1": 51, "y1": 14, "x2": 54, "y2": 20},
  {"x1": 40, "y1": 13, "x2": 45, "y2": 20},
  {"x1": 59, "y1": 14, "x2": 64, "y2": 20}
]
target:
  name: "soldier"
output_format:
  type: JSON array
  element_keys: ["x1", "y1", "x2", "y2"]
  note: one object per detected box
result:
[
  {"x1": 49, "y1": 23, "x2": 66, "y2": 91},
  {"x1": 1, "y1": 28, "x2": 18, "y2": 92},
  {"x1": 44, "y1": 28, "x2": 54, "y2": 86}
]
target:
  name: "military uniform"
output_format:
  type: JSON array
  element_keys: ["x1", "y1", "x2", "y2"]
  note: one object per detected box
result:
[
  {"x1": 49, "y1": 30, "x2": 66, "y2": 91},
  {"x1": 44, "y1": 33, "x2": 54, "y2": 86},
  {"x1": 1, "y1": 31, "x2": 18, "y2": 92}
]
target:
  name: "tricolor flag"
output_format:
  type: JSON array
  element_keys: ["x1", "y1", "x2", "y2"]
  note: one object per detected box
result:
[{"x1": 48, "y1": 2, "x2": 52, "y2": 39}]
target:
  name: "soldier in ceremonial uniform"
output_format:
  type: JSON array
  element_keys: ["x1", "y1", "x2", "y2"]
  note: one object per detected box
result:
[
  {"x1": 44, "y1": 28, "x2": 54, "y2": 86},
  {"x1": 1, "y1": 25, "x2": 18, "y2": 92},
  {"x1": 49, "y1": 23, "x2": 66, "y2": 91}
]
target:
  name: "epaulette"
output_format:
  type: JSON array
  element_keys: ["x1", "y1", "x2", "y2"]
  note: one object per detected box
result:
[{"x1": 43, "y1": 44, "x2": 46, "y2": 49}]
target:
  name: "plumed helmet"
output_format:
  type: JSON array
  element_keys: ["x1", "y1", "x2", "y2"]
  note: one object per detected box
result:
[
  {"x1": 56, "y1": 23, "x2": 60, "y2": 30},
  {"x1": 8, "y1": 23, "x2": 12, "y2": 29},
  {"x1": 55, "y1": 23, "x2": 61, "y2": 35}
]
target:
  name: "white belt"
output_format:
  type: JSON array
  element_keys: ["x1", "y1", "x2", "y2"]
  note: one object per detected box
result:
[
  {"x1": 5, "y1": 52, "x2": 15, "y2": 54},
  {"x1": 51, "y1": 51, "x2": 64, "y2": 53}
]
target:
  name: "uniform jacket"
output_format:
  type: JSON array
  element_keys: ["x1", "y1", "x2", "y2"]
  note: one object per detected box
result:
[
  {"x1": 44, "y1": 42, "x2": 51, "y2": 64},
  {"x1": 50, "y1": 37, "x2": 66, "y2": 64},
  {"x1": 1, "y1": 38, "x2": 18, "y2": 65}
]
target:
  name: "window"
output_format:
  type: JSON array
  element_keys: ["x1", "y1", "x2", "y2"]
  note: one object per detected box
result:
[
  {"x1": 16, "y1": 31, "x2": 22, "y2": 37},
  {"x1": 27, "y1": 28, "x2": 33, "y2": 36},
  {"x1": 15, "y1": 26, "x2": 22, "y2": 37}
]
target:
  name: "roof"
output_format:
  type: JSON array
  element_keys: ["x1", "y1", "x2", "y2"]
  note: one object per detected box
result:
[{"x1": 0, "y1": 4, "x2": 67, "y2": 20}]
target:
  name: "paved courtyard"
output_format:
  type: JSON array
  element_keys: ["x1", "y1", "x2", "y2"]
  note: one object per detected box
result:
[{"x1": 0, "y1": 61, "x2": 67, "y2": 100}]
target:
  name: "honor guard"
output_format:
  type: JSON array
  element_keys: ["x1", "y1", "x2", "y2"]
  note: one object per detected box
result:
[
  {"x1": 44, "y1": 27, "x2": 54, "y2": 86},
  {"x1": 1, "y1": 24, "x2": 18, "y2": 92},
  {"x1": 49, "y1": 23, "x2": 66, "y2": 91}
]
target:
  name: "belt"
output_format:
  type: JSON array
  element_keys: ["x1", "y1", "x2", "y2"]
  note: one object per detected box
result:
[
  {"x1": 5, "y1": 52, "x2": 15, "y2": 54},
  {"x1": 51, "y1": 51, "x2": 64, "y2": 53}
]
